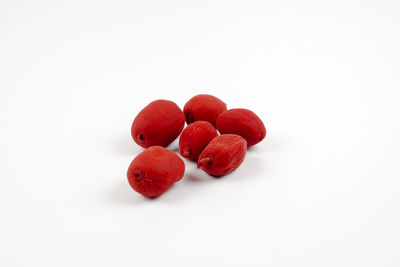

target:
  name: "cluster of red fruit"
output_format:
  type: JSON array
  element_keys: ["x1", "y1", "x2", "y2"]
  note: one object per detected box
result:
[{"x1": 127, "y1": 94, "x2": 266, "y2": 197}]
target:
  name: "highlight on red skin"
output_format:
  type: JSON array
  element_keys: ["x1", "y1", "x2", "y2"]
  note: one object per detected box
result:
[
  {"x1": 179, "y1": 121, "x2": 218, "y2": 161},
  {"x1": 131, "y1": 99, "x2": 185, "y2": 148},
  {"x1": 183, "y1": 94, "x2": 227, "y2": 127},
  {"x1": 127, "y1": 146, "x2": 185, "y2": 197},
  {"x1": 216, "y1": 108, "x2": 266, "y2": 147},
  {"x1": 197, "y1": 134, "x2": 247, "y2": 177}
]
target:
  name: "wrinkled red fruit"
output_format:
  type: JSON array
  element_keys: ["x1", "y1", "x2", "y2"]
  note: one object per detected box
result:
[
  {"x1": 131, "y1": 99, "x2": 185, "y2": 148},
  {"x1": 216, "y1": 108, "x2": 266, "y2": 147},
  {"x1": 179, "y1": 121, "x2": 218, "y2": 161},
  {"x1": 127, "y1": 146, "x2": 185, "y2": 197},
  {"x1": 197, "y1": 134, "x2": 247, "y2": 177},
  {"x1": 183, "y1": 94, "x2": 227, "y2": 126}
]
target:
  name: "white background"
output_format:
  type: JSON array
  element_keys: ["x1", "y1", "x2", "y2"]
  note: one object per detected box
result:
[{"x1": 1, "y1": 0, "x2": 400, "y2": 266}]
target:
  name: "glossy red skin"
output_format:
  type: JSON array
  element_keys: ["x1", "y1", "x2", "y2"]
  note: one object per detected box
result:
[
  {"x1": 131, "y1": 100, "x2": 185, "y2": 148},
  {"x1": 127, "y1": 146, "x2": 185, "y2": 197},
  {"x1": 216, "y1": 108, "x2": 266, "y2": 147},
  {"x1": 179, "y1": 121, "x2": 218, "y2": 161},
  {"x1": 197, "y1": 134, "x2": 247, "y2": 177},
  {"x1": 183, "y1": 94, "x2": 227, "y2": 127}
]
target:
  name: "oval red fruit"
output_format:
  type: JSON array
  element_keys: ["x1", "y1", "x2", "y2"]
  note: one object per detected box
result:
[
  {"x1": 197, "y1": 134, "x2": 247, "y2": 177},
  {"x1": 127, "y1": 146, "x2": 185, "y2": 197},
  {"x1": 216, "y1": 108, "x2": 266, "y2": 147},
  {"x1": 183, "y1": 94, "x2": 227, "y2": 126},
  {"x1": 179, "y1": 121, "x2": 218, "y2": 161},
  {"x1": 131, "y1": 99, "x2": 185, "y2": 148}
]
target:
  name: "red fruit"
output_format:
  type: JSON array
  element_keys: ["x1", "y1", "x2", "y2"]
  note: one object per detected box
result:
[
  {"x1": 131, "y1": 99, "x2": 185, "y2": 148},
  {"x1": 179, "y1": 121, "x2": 218, "y2": 161},
  {"x1": 183, "y1": 94, "x2": 227, "y2": 126},
  {"x1": 216, "y1": 108, "x2": 266, "y2": 147},
  {"x1": 127, "y1": 146, "x2": 185, "y2": 197},
  {"x1": 197, "y1": 134, "x2": 247, "y2": 177}
]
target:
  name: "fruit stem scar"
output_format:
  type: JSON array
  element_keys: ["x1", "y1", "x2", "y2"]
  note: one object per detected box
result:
[
  {"x1": 198, "y1": 155, "x2": 213, "y2": 166},
  {"x1": 133, "y1": 169, "x2": 145, "y2": 181},
  {"x1": 182, "y1": 147, "x2": 191, "y2": 158},
  {"x1": 137, "y1": 133, "x2": 145, "y2": 143}
]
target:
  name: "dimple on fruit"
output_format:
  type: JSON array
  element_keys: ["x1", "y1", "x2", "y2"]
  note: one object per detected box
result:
[
  {"x1": 197, "y1": 134, "x2": 247, "y2": 177},
  {"x1": 127, "y1": 146, "x2": 185, "y2": 197},
  {"x1": 131, "y1": 99, "x2": 185, "y2": 148},
  {"x1": 179, "y1": 121, "x2": 218, "y2": 161},
  {"x1": 216, "y1": 108, "x2": 266, "y2": 147},
  {"x1": 183, "y1": 94, "x2": 227, "y2": 127}
]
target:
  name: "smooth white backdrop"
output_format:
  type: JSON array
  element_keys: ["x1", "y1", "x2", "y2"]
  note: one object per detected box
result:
[{"x1": 1, "y1": 0, "x2": 399, "y2": 266}]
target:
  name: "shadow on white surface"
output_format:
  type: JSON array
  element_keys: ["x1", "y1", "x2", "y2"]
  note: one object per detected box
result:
[
  {"x1": 240, "y1": 155, "x2": 267, "y2": 176},
  {"x1": 108, "y1": 180, "x2": 159, "y2": 205},
  {"x1": 247, "y1": 133, "x2": 286, "y2": 153},
  {"x1": 114, "y1": 134, "x2": 142, "y2": 156},
  {"x1": 184, "y1": 172, "x2": 206, "y2": 183},
  {"x1": 114, "y1": 134, "x2": 181, "y2": 156}
]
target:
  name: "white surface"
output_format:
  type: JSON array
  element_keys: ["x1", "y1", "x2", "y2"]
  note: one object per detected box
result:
[{"x1": 1, "y1": 0, "x2": 400, "y2": 266}]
